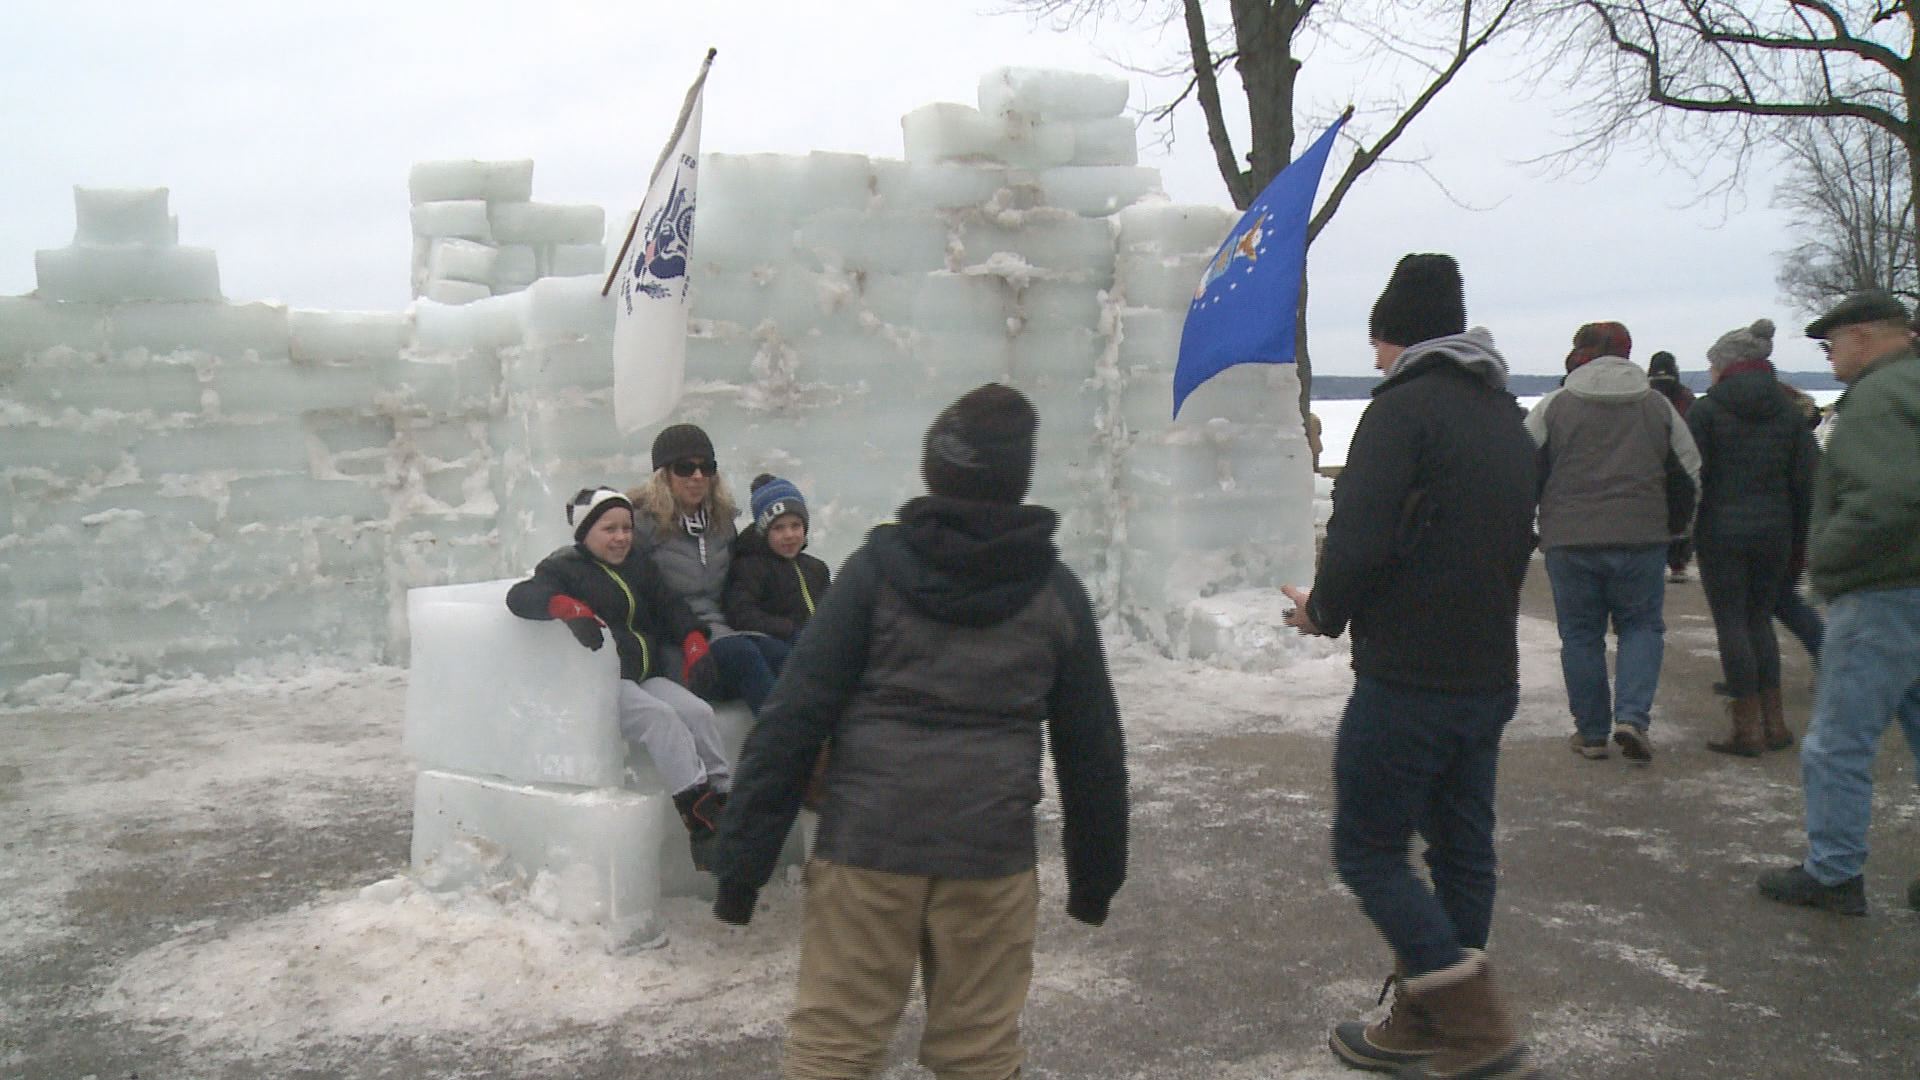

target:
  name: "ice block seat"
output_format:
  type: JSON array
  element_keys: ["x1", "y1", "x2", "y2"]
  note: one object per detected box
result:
[{"x1": 403, "y1": 578, "x2": 797, "y2": 933}]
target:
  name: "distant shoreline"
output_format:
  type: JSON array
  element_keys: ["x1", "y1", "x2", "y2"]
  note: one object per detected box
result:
[{"x1": 1309, "y1": 369, "x2": 1840, "y2": 401}]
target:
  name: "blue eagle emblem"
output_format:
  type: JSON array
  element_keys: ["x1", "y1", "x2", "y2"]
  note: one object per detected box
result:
[{"x1": 624, "y1": 155, "x2": 696, "y2": 311}]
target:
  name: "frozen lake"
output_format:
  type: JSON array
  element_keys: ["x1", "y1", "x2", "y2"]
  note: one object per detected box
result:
[{"x1": 1313, "y1": 388, "x2": 1842, "y2": 468}]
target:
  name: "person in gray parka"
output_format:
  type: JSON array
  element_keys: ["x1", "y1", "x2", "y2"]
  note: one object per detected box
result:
[{"x1": 627, "y1": 424, "x2": 787, "y2": 713}]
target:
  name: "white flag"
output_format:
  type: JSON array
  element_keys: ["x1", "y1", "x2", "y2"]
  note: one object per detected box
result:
[{"x1": 610, "y1": 55, "x2": 711, "y2": 433}]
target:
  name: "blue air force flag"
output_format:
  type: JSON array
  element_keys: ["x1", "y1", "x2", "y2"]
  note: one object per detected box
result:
[
  {"x1": 611, "y1": 56, "x2": 711, "y2": 434},
  {"x1": 1172, "y1": 113, "x2": 1348, "y2": 418}
]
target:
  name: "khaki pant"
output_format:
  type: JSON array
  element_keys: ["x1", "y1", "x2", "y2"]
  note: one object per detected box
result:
[{"x1": 783, "y1": 859, "x2": 1036, "y2": 1080}]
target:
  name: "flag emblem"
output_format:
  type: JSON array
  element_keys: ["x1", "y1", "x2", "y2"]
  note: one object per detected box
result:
[
  {"x1": 630, "y1": 161, "x2": 695, "y2": 305},
  {"x1": 1172, "y1": 113, "x2": 1348, "y2": 418}
]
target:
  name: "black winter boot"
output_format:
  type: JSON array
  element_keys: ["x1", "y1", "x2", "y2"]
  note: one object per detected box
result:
[{"x1": 673, "y1": 782, "x2": 723, "y2": 872}]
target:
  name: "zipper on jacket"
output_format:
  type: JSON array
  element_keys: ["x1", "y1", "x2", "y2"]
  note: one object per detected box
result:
[
  {"x1": 596, "y1": 562, "x2": 650, "y2": 680},
  {"x1": 794, "y1": 562, "x2": 816, "y2": 615}
]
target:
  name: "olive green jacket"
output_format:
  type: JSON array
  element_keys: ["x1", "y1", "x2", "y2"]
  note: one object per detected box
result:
[{"x1": 1809, "y1": 346, "x2": 1920, "y2": 600}]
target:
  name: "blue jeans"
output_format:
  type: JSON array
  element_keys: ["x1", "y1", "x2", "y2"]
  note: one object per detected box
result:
[
  {"x1": 710, "y1": 633, "x2": 790, "y2": 714},
  {"x1": 1544, "y1": 545, "x2": 1668, "y2": 742},
  {"x1": 1800, "y1": 586, "x2": 1920, "y2": 885},
  {"x1": 1332, "y1": 675, "x2": 1517, "y2": 977}
]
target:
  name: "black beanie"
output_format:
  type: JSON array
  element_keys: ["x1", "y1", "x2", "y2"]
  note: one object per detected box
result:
[
  {"x1": 567, "y1": 486, "x2": 632, "y2": 543},
  {"x1": 922, "y1": 383, "x2": 1038, "y2": 504},
  {"x1": 651, "y1": 423, "x2": 715, "y2": 472},
  {"x1": 1369, "y1": 253, "x2": 1467, "y2": 348},
  {"x1": 1648, "y1": 350, "x2": 1679, "y2": 379}
]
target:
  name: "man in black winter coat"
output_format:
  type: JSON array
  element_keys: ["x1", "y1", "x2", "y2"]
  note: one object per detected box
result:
[
  {"x1": 707, "y1": 384, "x2": 1129, "y2": 1080},
  {"x1": 1284, "y1": 254, "x2": 1540, "y2": 1079}
]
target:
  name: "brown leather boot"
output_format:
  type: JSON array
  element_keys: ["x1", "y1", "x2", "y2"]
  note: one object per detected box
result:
[
  {"x1": 1394, "y1": 950, "x2": 1534, "y2": 1078},
  {"x1": 1329, "y1": 972, "x2": 1441, "y2": 1072},
  {"x1": 1706, "y1": 695, "x2": 1765, "y2": 757},
  {"x1": 1759, "y1": 685, "x2": 1794, "y2": 750}
]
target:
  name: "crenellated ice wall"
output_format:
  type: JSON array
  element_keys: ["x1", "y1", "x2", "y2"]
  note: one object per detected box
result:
[{"x1": 0, "y1": 68, "x2": 1312, "y2": 705}]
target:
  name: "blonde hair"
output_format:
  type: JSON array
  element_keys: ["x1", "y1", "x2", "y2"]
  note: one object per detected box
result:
[{"x1": 627, "y1": 469, "x2": 738, "y2": 538}]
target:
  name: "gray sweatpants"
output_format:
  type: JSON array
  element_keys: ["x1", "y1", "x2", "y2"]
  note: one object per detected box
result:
[{"x1": 617, "y1": 677, "x2": 731, "y2": 796}]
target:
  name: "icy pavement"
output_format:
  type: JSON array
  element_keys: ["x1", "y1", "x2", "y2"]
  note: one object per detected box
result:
[{"x1": 3, "y1": 564, "x2": 1917, "y2": 1079}]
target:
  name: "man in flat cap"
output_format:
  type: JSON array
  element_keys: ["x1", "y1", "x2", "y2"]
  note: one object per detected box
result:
[{"x1": 1759, "y1": 290, "x2": 1920, "y2": 916}]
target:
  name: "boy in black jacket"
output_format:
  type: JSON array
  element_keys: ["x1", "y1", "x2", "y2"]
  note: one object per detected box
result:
[
  {"x1": 725, "y1": 474, "x2": 831, "y2": 644},
  {"x1": 707, "y1": 385, "x2": 1129, "y2": 1080},
  {"x1": 505, "y1": 487, "x2": 730, "y2": 869}
]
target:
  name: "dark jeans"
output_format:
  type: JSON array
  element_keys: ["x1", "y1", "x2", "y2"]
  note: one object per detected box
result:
[
  {"x1": 1332, "y1": 675, "x2": 1517, "y2": 977},
  {"x1": 710, "y1": 633, "x2": 791, "y2": 714},
  {"x1": 1698, "y1": 535, "x2": 1791, "y2": 697},
  {"x1": 1776, "y1": 587, "x2": 1824, "y2": 664}
]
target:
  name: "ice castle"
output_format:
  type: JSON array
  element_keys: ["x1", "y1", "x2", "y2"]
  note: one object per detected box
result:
[{"x1": 0, "y1": 68, "x2": 1314, "y2": 706}]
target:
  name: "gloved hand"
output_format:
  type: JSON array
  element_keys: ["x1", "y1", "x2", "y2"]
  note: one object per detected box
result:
[
  {"x1": 713, "y1": 880, "x2": 759, "y2": 926},
  {"x1": 682, "y1": 631, "x2": 718, "y2": 696},
  {"x1": 1067, "y1": 887, "x2": 1111, "y2": 927},
  {"x1": 547, "y1": 595, "x2": 604, "y2": 651}
]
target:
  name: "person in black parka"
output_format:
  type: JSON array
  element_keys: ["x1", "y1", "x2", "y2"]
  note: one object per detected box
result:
[
  {"x1": 505, "y1": 486, "x2": 731, "y2": 869},
  {"x1": 1688, "y1": 320, "x2": 1819, "y2": 756},
  {"x1": 1285, "y1": 253, "x2": 1539, "y2": 1078},
  {"x1": 706, "y1": 384, "x2": 1128, "y2": 1080}
]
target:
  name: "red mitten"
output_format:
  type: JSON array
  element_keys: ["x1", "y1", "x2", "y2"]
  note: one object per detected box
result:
[
  {"x1": 683, "y1": 631, "x2": 717, "y2": 695},
  {"x1": 547, "y1": 595, "x2": 605, "y2": 650}
]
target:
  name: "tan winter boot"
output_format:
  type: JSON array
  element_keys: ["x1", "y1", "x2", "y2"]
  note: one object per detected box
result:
[
  {"x1": 1394, "y1": 949, "x2": 1534, "y2": 1079},
  {"x1": 1706, "y1": 695, "x2": 1765, "y2": 758},
  {"x1": 1759, "y1": 685, "x2": 1794, "y2": 750},
  {"x1": 1329, "y1": 972, "x2": 1441, "y2": 1072}
]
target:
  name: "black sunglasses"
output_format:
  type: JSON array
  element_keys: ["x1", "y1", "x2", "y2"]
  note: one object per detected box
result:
[{"x1": 669, "y1": 458, "x2": 718, "y2": 478}]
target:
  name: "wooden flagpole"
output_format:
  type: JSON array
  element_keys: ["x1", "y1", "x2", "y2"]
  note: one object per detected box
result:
[{"x1": 603, "y1": 48, "x2": 718, "y2": 298}]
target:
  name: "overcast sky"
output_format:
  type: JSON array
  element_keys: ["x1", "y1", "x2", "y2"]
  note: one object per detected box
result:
[{"x1": 2, "y1": 1, "x2": 1820, "y2": 377}]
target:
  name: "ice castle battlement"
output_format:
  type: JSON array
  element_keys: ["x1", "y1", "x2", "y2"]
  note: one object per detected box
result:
[{"x1": 0, "y1": 68, "x2": 1314, "y2": 704}]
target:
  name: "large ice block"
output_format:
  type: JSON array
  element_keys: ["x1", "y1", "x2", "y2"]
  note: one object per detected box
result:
[
  {"x1": 72, "y1": 187, "x2": 177, "y2": 246},
  {"x1": 404, "y1": 578, "x2": 628, "y2": 787},
  {"x1": 410, "y1": 768, "x2": 668, "y2": 937},
  {"x1": 408, "y1": 159, "x2": 535, "y2": 204},
  {"x1": 978, "y1": 67, "x2": 1130, "y2": 120},
  {"x1": 34, "y1": 246, "x2": 221, "y2": 303}
]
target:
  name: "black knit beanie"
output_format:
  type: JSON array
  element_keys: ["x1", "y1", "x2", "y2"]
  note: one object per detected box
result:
[
  {"x1": 922, "y1": 383, "x2": 1038, "y2": 504},
  {"x1": 1369, "y1": 253, "x2": 1467, "y2": 348},
  {"x1": 651, "y1": 423, "x2": 715, "y2": 472},
  {"x1": 1647, "y1": 351, "x2": 1679, "y2": 379},
  {"x1": 567, "y1": 486, "x2": 632, "y2": 543}
]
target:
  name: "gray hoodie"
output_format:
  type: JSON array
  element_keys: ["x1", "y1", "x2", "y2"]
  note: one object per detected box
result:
[
  {"x1": 1383, "y1": 327, "x2": 1511, "y2": 390},
  {"x1": 1526, "y1": 356, "x2": 1701, "y2": 549}
]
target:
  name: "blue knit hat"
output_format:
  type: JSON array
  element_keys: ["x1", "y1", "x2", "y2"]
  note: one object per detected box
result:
[{"x1": 750, "y1": 474, "x2": 807, "y2": 533}]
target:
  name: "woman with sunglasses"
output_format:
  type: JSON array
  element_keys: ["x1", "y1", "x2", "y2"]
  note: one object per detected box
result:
[{"x1": 628, "y1": 424, "x2": 788, "y2": 715}]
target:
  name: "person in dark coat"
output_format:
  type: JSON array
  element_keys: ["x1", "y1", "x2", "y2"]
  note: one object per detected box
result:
[
  {"x1": 706, "y1": 384, "x2": 1128, "y2": 1080},
  {"x1": 725, "y1": 474, "x2": 831, "y2": 644},
  {"x1": 1687, "y1": 320, "x2": 1818, "y2": 756},
  {"x1": 505, "y1": 487, "x2": 729, "y2": 868},
  {"x1": 1647, "y1": 350, "x2": 1698, "y2": 581},
  {"x1": 1285, "y1": 254, "x2": 1539, "y2": 1079}
]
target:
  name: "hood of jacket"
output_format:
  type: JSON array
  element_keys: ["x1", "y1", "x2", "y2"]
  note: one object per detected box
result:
[
  {"x1": 869, "y1": 494, "x2": 1059, "y2": 627},
  {"x1": 1561, "y1": 354, "x2": 1651, "y2": 403},
  {"x1": 1377, "y1": 327, "x2": 1511, "y2": 393},
  {"x1": 1706, "y1": 366, "x2": 1788, "y2": 421}
]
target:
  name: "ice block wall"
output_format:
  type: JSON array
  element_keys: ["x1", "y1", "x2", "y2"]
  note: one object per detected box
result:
[{"x1": 0, "y1": 67, "x2": 1313, "y2": 702}]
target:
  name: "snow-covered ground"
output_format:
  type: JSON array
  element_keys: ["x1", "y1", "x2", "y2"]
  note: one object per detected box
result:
[{"x1": 2, "y1": 606, "x2": 1574, "y2": 1074}]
